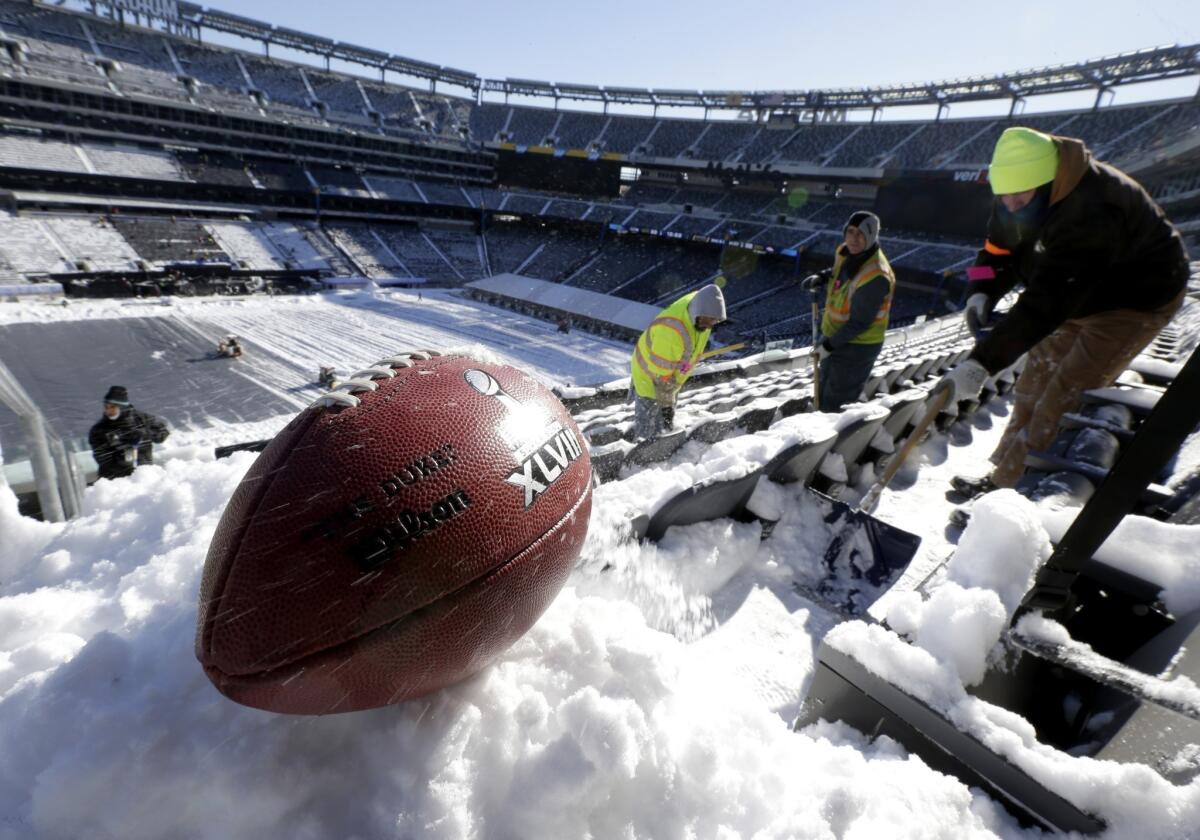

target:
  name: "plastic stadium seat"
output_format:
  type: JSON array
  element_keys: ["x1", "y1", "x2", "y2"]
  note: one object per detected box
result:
[
  {"x1": 584, "y1": 425, "x2": 625, "y2": 447},
  {"x1": 764, "y1": 431, "x2": 839, "y2": 485},
  {"x1": 640, "y1": 470, "x2": 763, "y2": 542},
  {"x1": 1082, "y1": 386, "x2": 1161, "y2": 416},
  {"x1": 627, "y1": 429, "x2": 688, "y2": 467},
  {"x1": 688, "y1": 413, "x2": 742, "y2": 444}
]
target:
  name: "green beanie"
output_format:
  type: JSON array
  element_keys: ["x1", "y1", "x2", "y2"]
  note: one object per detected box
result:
[{"x1": 988, "y1": 127, "x2": 1058, "y2": 195}]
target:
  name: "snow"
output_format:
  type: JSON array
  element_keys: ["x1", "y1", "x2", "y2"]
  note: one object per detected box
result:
[
  {"x1": 824, "y1": 621, "x2": 1200, "y2": 839},
  {"x1": 2, "y1": 292, "x2": 1198, "y2": 838},
  {"x1": 0, "y1": 460, "x2": 1023, "y2": 840},
  {"x1": 0, "y1": 288, "x2": 632, "y2": 392},
  {"x1": 1040, "y1": 509, "x2": 1200, "y2": 616}
]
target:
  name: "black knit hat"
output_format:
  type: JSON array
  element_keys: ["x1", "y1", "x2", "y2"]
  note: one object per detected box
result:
[
  {"x1": 844, "y1": 211, "x2": 881, "y2": 248},
  {"x1": 103, "y1": 385, "x2": 130, "y2": 406}
]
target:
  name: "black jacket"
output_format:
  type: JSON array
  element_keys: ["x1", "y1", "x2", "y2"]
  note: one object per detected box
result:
[
  {"x1": 88, "y1": 408, "x2": 169, "y2": 480},
  {"x1": 968, "y1": 136, "x2": 1188, "y2": 373}
]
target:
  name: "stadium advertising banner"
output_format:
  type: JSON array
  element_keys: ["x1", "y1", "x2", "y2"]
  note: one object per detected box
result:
[{"x1": 111, "y1": 0, "x2": 179, "y2": 21}]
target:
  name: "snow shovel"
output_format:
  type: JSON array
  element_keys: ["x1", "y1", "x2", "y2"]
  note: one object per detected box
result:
[
  {"x1": 813, "y1": 387, "x2": 953, "y2": 614},
  {"x1": 697, "y1": 342, "x2": 747, "y2": 362},
  {"x1": 810, "y1": 299, "x2": 822, "y2": 411}
]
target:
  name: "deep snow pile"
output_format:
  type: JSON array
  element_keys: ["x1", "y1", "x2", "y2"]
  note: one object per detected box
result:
[{"x1": 0, "y1": 455, "x2": 1023, "y2": 840}]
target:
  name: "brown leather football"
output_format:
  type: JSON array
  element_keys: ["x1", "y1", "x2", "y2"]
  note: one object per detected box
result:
[{"x1": 195, "y1": 351, "x2": 592, "y2": 714}]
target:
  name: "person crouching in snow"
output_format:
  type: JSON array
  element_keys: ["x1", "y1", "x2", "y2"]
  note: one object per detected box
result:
[
  {"x1": 629, "y1": 283, "x2": 726, "y2": 440},
  {"x1": 88, "y1": 385, "x2": 170, "y2": 481},
  {"x1": 936, "y1": 126, "x2": 1189, "y2": 498}
]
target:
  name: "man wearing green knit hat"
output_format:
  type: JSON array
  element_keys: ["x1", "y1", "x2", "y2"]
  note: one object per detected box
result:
[{"x1": 936, "y1": 126, "x2": 1189, "y2": 499}]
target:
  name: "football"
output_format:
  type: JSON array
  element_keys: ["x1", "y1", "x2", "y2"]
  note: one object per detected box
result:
[{"x1": 195, "y1": 351, "x2": 593, "y2": 714}]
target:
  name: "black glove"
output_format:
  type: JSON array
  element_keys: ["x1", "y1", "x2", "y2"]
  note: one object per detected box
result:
[
  {"x1": 798, "y1": 269, "x2": 832, "y2": 292},
  {"x1": 107, "y1": 429, "x2": 143, "y2": 449},
  {"x1": 661, "y1": 406, "x2": 675, "y2": 430}
]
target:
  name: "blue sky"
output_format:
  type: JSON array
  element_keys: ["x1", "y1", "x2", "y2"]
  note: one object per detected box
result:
[{"x1": 199, "y1": 0, "x2": 1200, "y2": 114}]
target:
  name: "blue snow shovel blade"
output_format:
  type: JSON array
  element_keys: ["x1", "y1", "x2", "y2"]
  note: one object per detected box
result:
[{"x1": 806, "y1": 489, "x2": 923, "y2": 616}]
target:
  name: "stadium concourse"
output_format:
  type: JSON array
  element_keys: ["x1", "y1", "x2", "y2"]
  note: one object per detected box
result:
[{"x1": 0, "y1": 0, "x2": 1199, "y2": 836}]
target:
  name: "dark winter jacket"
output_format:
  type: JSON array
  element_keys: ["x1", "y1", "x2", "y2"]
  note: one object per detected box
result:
[
  {"x1": 88, "y1": 408, "x2": 169, "y2": 480},
  {"x1": 967, "y1": 136, "x2": 1189, "y2": 374}
]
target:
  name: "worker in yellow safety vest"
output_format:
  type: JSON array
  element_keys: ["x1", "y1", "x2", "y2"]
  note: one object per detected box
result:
[
  {"x1": 800, "y1": 211, "x2": 896, "y2": 411},
  {"x1": 630, "y1": 283, "x2": 726, "y2": 439}
]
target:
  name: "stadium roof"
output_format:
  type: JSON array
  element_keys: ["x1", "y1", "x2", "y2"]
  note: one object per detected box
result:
[{"x1": 103, "y1": 3, "x2": 1200, "y2": 112}]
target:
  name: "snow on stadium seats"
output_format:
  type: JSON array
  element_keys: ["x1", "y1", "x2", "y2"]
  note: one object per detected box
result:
[
  {"x1": 0, "y1": 133, "x2": 88, "y2": 173},
  {"x1": 42, "y1": 215, "x2": 139, "y2": 271},
  {"x1": 81, "y1": 142, "x2": 189, "y2": 181},
  {"x1": 323, "y1": 224, "x2": 408, "y2": 278},
  {"x1": 0, "y1": 213, "x2": 75, "y2": 276},
  {"x1": 205, "y1": 222, "x2": 288, "y2": 271},
  {"x1": 13, "y1": 37, "x2": 110, "y2": 90},
  {"x1": 259, "y1": 221, "x2": 331, "y2": 272}
]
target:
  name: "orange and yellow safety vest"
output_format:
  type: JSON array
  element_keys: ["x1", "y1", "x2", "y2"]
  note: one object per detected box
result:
[
  {"x1": 630, "y1": 291, "x2": 712, "y2": 399},
  {"x1": 821, "y1": 247, "x2": 896, "y2": 346}
]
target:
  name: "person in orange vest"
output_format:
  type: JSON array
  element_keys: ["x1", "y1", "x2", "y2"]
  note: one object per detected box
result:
[
  {"x1": 802, "y1": 212, "x2": 896, "y2": 411},
  {"x1": 629, "y1": 284, "x2": 726, "y2": 439}
]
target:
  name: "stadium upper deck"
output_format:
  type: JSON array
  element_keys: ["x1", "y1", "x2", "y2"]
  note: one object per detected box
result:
[{"x1": 0, "y1": 0, "x2": 1197, "y2": 173}]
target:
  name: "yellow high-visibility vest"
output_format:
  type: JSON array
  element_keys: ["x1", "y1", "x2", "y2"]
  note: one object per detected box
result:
[
  {"x1": 821, "y1": 246, "x2": 895, "y2": 345},
  {"x1": 630, "y1": 292, "x2": 712, "y2": 399}
]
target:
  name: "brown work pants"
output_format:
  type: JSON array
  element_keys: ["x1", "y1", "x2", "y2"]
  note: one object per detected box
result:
[{"x1": 989, "y1": 291, "x2": 1184, "y2": 487}]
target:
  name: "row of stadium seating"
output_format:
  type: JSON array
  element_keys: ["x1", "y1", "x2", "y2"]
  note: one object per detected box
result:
[
  {"x1": 2, "y1": 0, "x2": 1198, "y2": 168},
  {"x1": 0, "y1": 204, "x2": 968, "y2": 341},
  {"x1": 474, "y1": 101, "x2": 1200, "y2": 169}
]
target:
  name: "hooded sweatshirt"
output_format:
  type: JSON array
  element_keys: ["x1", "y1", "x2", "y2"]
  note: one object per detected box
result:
[{"x1": 968, "y1": 135, "x2": 1189, "y2": 373}]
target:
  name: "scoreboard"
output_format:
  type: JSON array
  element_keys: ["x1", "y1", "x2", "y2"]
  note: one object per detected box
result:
[{"x1": 874, "y1": 170, "x2": 992, "y2": 239}]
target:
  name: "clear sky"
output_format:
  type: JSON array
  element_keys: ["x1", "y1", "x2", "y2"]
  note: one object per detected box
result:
[{"x1": 208, "y1": 0, "x2": 1198, "y2": 91}]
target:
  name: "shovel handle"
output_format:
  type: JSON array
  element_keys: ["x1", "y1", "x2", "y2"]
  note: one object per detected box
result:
[
  {"x1": 861, "y1": 387, "x2": 954, "y2": 511},
  {"x1": 811, "y1": 300, "x2": 821, "y2": 411},
  {"x1": 697, "y1": 342, "x2": 747, "y2": 362}
]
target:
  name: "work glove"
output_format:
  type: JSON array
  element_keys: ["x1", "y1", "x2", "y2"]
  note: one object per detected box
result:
[
  {"x1": 654, "y1": 379, "x2": 680, "y2": 409},
  {"x1": 963, "y1": 293, "x2": 992, "y2": 336},
  {"x1": 798, "y1": 269, "x2": 832, "y2": 292},
  {"x1": 933, "y1": 359, "x2": 990, "y2": 405},
  {"x1": 811, "y1": 339, "x2": 833, "y2": 362},
  {"x1": 661, "y1": 406, "x2": 675, "y2": 430}
]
